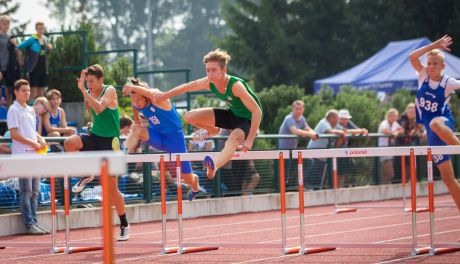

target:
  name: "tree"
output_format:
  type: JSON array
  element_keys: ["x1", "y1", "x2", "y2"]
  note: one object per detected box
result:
[
  {"x1": 219, "y1": 0, "x2": 460, "y2": 94},
  {"x1": 47, "y1": 22, "x2": 101, "y2": 102},
  {"x1": 156, "y1": 0, "x2": 228, "y2": 81},
  {"x1": 219, "y1": 0, "x2": 349, "y2": 94},
  {"x1": 0, "y1": 0, "x2": 27, "y2": 34}
]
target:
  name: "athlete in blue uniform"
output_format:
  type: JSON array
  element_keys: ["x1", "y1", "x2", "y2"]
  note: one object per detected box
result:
[
  {"x1": 409, "y1": 34, "x2": 460, "y2": 211},
  {"x1": 123, "y1": 79, "x2": 202, "y2": 201}
]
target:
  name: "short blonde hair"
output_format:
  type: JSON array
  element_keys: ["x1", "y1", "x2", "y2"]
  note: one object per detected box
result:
[
  {"x1": 405, "y1": 102, "x2": 415, "y2": 112},
  {"x1": 292, "y1": 100, "x2": 304, "y2": 107},
  {"x1": 325, "y1": 109, "x2": 338, "y2": 119},
  {"x1": 34, "y1": 96, "x2": 50, "y2": 112},
  {"x1": 0, "y1": 15, "x2": 10, "y2": 24},
  {"x1": 386, "y1": 108, "x2": 399, "y2": 118},
  {"x1": 426, "y1": 49, "x2": 445, "y2": 63},
  {"x1": 35, "y1": 21, "x2": 45, "y2": 29},
  {"x1": 45, "y1": 89, "x2": 62, "y2": 100},
  {"x1": 203, "y1": 49, "x2": 231, "y2": 68}
]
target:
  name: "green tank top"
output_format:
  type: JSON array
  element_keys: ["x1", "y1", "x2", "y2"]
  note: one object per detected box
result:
[
  {"x1": 209, "y1": 75, "x2": 262, "y2": 120},
  {"x1": 90, "y1": 85, "x2": 120, "y2": 138}
]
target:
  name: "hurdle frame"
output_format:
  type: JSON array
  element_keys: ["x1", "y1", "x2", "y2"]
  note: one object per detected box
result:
[
  {"x1": 293, "y1": 146, "x2": 460, "y2": 256},
  {"x1": 0, "y1": 151, "x2": 126, "y2": 263}
]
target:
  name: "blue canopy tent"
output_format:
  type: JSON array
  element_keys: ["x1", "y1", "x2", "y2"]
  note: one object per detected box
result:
[{"x1": 314, "y1": 38, "x2": 460, "y2": 94}]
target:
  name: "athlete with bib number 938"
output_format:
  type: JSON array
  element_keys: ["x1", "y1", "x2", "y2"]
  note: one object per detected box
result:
[{"x1": 409, "y1": 34, "x2": 460, "y2": 211}]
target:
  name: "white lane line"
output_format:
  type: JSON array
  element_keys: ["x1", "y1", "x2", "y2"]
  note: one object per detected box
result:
[{"x1": 373, "y1": 255, "x2": 423, "y2": 264}]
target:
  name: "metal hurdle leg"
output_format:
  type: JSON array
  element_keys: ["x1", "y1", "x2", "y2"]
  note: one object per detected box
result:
[
  {"x1": 52, "y1": 174, "x2": 103, "y2": 254},
  {"x1": 333, "y1": 158, "x2": 357, "y2": 214},
  {"x1": 422, "y1": 149, "x2": 460, "y2": 256},
  {"x1": 163, "y1": 155, "x2": 218, "y2": 254},
  {"x1": 283, "y1": 152, "x2": 335, "y2": 255}
]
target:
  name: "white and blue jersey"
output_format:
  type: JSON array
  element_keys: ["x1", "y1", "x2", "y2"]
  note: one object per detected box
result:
[
  {"x1": 134, "y1": 102, "x2": 192, "y2": 174},
  {"x1": 49, "y1": 108, "x2": 61, "y2": 128},
  {"x1": 415, "y1": 69, "x2": 460, "y2": 165}
]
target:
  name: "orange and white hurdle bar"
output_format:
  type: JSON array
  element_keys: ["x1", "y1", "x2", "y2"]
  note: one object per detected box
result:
[
  {"x1": 293, "y1": 145, "x2": 460, "y2": 256},
  {"x1": 170, "y1": 150, "x2": 335, "y2": 255},
  {"x1": 0, "y1": 151, "x2": 126, "y2": 264},
  {"x1": 50, "y1": 153, "x2": 168, "y2": 254}
]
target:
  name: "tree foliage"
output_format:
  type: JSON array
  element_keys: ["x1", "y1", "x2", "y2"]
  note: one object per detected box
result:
[
  {"x1": 219, "y1": 0, "x2": 460, "y2": 94},
  {"x1": 0, "y1": 0, "x2": 27, "y2": 34}
]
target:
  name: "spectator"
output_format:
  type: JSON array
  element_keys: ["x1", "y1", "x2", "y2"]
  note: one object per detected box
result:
[
  {"x1": 188, "y1": 127, "x2": 215, "y2": 152},
  {"x1": 335, "y1": 109, "x2": 368, "y2": 187},
  {"x1": 378, "y1": 108, "x2": 403, "y2": 184},
  {"x1": 278, "y1": 100, "x2": 317, "y2": 187},
  {"x1": 307, "y1": 109, "x2": 346, "y2": 188},
  {"x1": 0, "y1": 132, "x2": 11, "y2": 154},
  {"x1": 43, "y1": 89, "x2": 76, "y2": 137},
  {"x1": 278, "y1": 100, "x2": 318, "y2": 149},
  {"x1": 397, "y1": 103, "x2": 424, "y2": 146},
  {"x1": 32, "y1": 96, "x2": 49, "y2": 136},
  {"x1": 336, "y1": 109, "x2": 368, "y2": 143},
  {"x1": 7, "y1": 79, "x2": 47, "y2": 234},
  {"x1": 18, "y1": 21, "x2": 52, "y2": 103},
  {"x1": 0, "y1": 15, "x2": 22, "y2": 106},
  {"x1": 120, "y1": 115, "x2": 134, "y2": 137}
]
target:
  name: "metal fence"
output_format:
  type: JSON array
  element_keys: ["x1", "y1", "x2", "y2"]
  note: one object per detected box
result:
[{"x1": 0, "y1": 133, "x2": 459, "y2": 212}]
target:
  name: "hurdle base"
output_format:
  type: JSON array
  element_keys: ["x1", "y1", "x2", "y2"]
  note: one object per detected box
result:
[
  {"x1": 53, "y1": 246, "x2": 103, "y2": 254},
  {"x1": 284, "y1": 246, "x2": 336, "y2": 255},
  {"x1": 335, "y1": 208, "x2": 357, "y2": 214},
  {"x1": 162, "y1": 246, "x2": 219, "y2": 255},
  {"x1": 0, "y1": 247, "x2": 5, "y2": 249},
  {"x1": 404, "y1": 207, "x2": 429, "y2": 213},
  {"x1": 417, "y1": 247, "x2": 460, "y2": 256}
]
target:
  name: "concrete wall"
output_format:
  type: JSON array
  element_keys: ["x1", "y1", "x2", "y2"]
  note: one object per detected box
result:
[
  {"x1": 61, "y1": 102, "x2": 85, "y2": 128},
  {"x1": 0, "y1": 181, "x2": 448, "y2": 236}
]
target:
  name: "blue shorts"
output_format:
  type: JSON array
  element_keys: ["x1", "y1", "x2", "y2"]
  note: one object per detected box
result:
[
  {"x1": 425, "y1": 117, "x2": 454, "y2": 166},
  {"x1": 147, "y1": 129, "x2": 192, "y2": 174}
]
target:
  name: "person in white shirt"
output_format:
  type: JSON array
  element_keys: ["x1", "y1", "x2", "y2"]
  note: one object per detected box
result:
[
  {"x1": 7, "y1": 79, "x2": 47, "y2": 235},
  {"x1": 378, "y1": 108, "x2": 403, "y2": 184}
]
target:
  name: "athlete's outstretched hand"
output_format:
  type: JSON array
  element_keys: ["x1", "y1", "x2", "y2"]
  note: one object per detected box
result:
[
  {"x1": 122, "y1": 84, "x2": 133, "y2": 96},
  {"x1": 435, "y1": 35, "x2": 453, "y2": 52},
  {"x1": 76, "y1": 69, "x2": 87, "y2": 93},
  {"x1": 152, "y1": 90, "x2": 167, "y2": 102}
]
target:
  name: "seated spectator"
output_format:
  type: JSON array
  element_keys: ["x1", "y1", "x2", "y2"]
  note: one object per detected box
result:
[
  {"x1": 397, "y1": 103, "x2": 424, "y2": 146},
  {"x1": 188, "y1": 127, "x2": 215, "y2": 152},
  {"x1": 32, "y1": 96, "x2": 49, "y2": 136},
  {"x1": 120, "y1": 115, "x2": 134, "y2": 137},
  {"x1": 278, "y1": 100, "x2": 317, "y2": 187},
  {"x1": 0, "y1": 132, "x2": 11, "y2": 154},
  {"x1": 378, "y1": 108, "x2": 403, "y2": 184},
  {"x1": 336, "y1": 109, "x2": 368, "y2": 187},
  {"x1": 307, "y1": 109, "x2": 346, "y2": 188},
  {"x1": 43, "y1": 89, "x2": 76, "y2": 137}
]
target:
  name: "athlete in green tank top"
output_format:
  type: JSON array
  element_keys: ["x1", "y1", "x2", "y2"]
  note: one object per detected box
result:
[
  {"x1": 154, "y1": 49, "x2": 263, "y2": 179},
  {"x1": 63, "y1": 65, "x2": 129, "y2": 241},
  {"x1": 90, "y1": 85, "x2": 120, "y2": 138},
  {"x1": 209, "y1": 75, "x2": 262, "y2": 120}
]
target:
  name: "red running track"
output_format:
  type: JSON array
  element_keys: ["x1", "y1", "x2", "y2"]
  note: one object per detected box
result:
[{"x1": 1, "y1": 194, "x2": 459, "y2": 263}]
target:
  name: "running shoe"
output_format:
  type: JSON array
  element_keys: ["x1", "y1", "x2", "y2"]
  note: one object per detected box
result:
[
  {"x1": 192, "y1": 129, "x2": 210, "y2": 142},
  {"x1": 118, "y1": 225, "x2": 130, "y2": 241},
  {"x1": 72, "y1": 175, "x2": 95, "y2": 193},
  {"x1": 203, "y1": 155, "x2": 215, "y2": 179},
  {"x1": 187, "y1": 186, "x2": 206, "y2": 201}
]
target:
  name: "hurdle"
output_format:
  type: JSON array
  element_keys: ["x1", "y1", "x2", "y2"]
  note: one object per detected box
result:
[
  {"x1": 169, "y1": 150, "x2": 334, "y2": 256},
  {"x1": 50, "y1": 153, "x2": 167, "y2": 253},
  {"x1": 417, "y1": 147, "x2": 460, "y2": 256},
  {"x1": 292, "y1": 146, "x2": 460, "y2": 256},
  {"x1": 0, "y1": 151, "x2": 125, "y2": 263}
]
